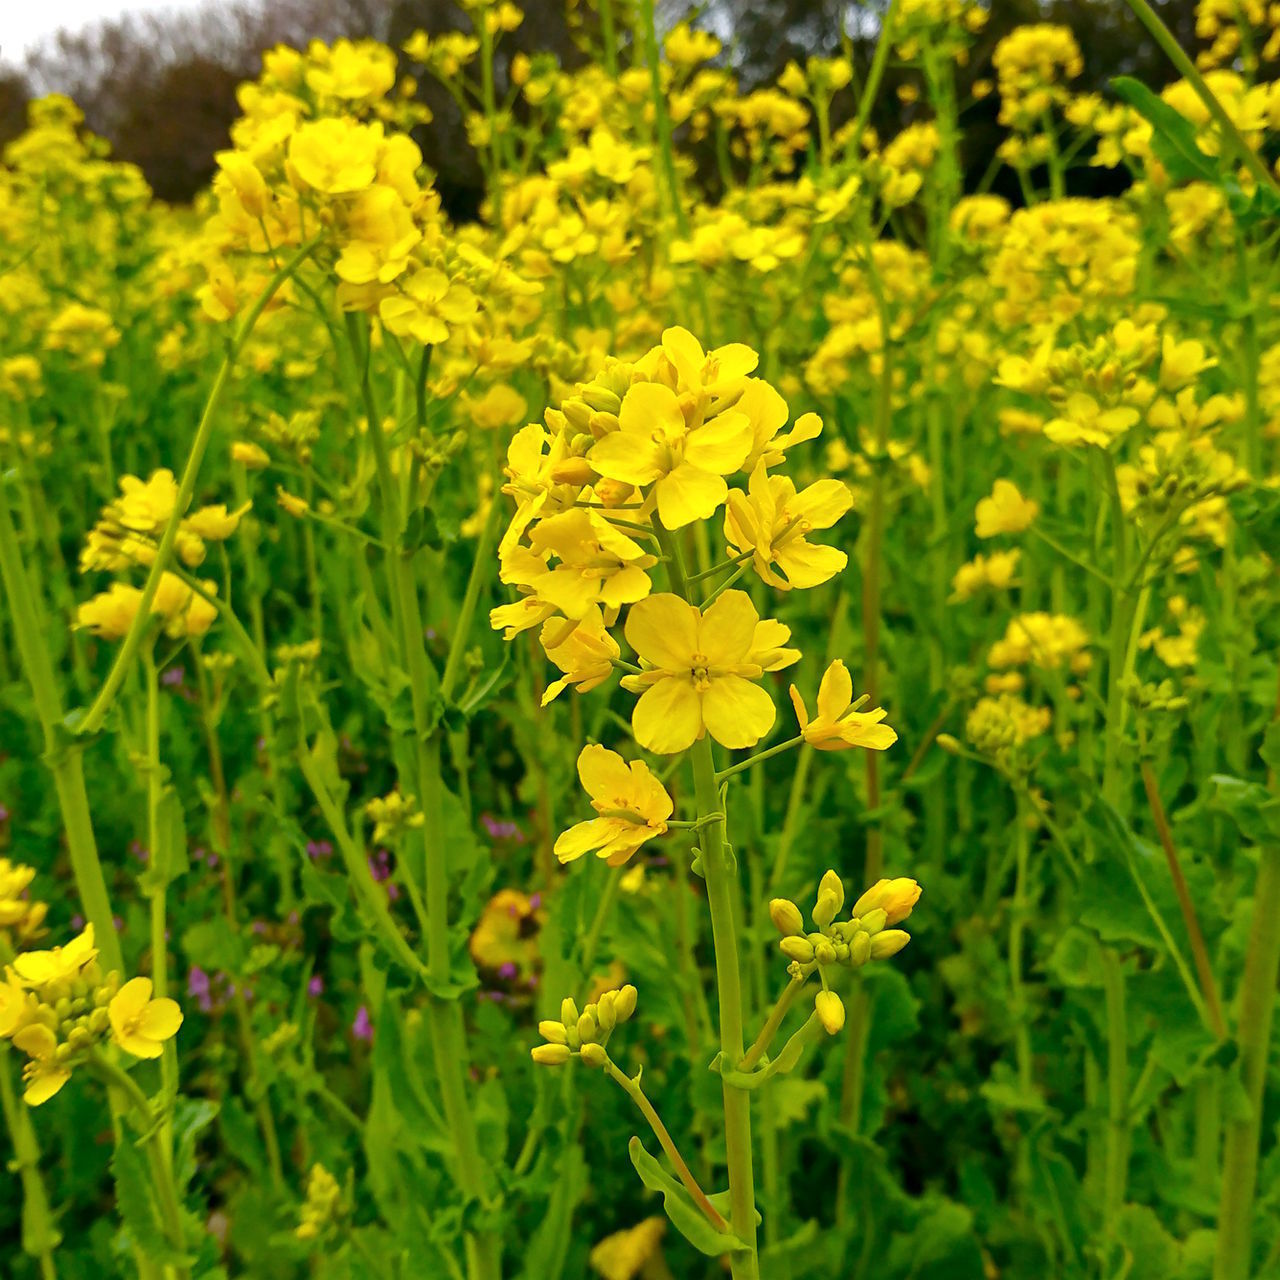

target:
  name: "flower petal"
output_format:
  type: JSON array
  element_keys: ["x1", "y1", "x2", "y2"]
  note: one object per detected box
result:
[
  {"x1": 701, "y1": 676, "x2": 776, "y2": 749},
  {"x1": 631, "y1": 677, "x2": 701, "y2": 754}
]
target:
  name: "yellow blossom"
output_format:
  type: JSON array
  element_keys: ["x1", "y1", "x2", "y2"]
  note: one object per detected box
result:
[
  {"x1": 555, "y1": 746, "x2": 674, "y2": 866},
  {"x1": 788, "y1": 661, "x2": 898, "y2": 752},
  {"x1": 108, "y1": 977, "x2": 183, "y2": 1059},
  {"x1": 975, "y1": 479, "x2": 1039, "y2": 538}
]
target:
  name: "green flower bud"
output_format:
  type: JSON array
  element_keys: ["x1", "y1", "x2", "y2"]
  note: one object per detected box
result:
[
  {"x1": 860, "y1": 907, "x2": 888, "y2": 936},
  {"x1": 849, "y1": 932, "x2": 871, "y2": 966}
]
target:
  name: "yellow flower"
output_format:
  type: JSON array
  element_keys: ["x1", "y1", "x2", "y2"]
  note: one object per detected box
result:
[
  {"x1": 540, "y1": 607, "x2": 620, "y2": 703},
  {"x1": 12, "y1": 1024, "x2": 71, "y2": 1105},
  {"x1": 287, "y1": 118, "x2": 382, "y2": 194},
  {"x1": 183, "y1": 502, "x2": 250, "y2": 540},
  {"x1": 974, "y1": 479, "x2": 1039, "y2": 538},
  {"x1": 379, "y1": 266, "x2": 478, "y2": 346},
  {"x1": 951, "y1": 549, "x2": 1021, "y2": 601},
  {"x1": 725, "y1": 461, "x2": 851, "y2": 589},
  {"x1": 589, "y1": 382, "x2": 752, "y2": 530},
  {"x1": 527, "y1": 509, "x2": 656, "y2": 618},
  {"x1": 657, "y1": 326, "x2": 759, "y2": 400},
  {"x1": 620, "y1": 591, "x2": 795, "y2": 754},
  {"x1": 788, "y1": 661, "x2": 898, "y2": 752},
  {"x1": 1159, "y1": 335, "x2": 1216, "y2": 391},
  {"x1": 76, "y1": 583, "x2": 144, "y2": 641},
  {"x1": 0, "y1": 972, "x2": 30, "y2": 1038},
  {"x1": 231, "y1": 441, "x2": 270, "y2": 469},
  {"x1": 1043, "y1": 393, "x2": 1139, "y2": 448},
  {"x1": 13, "y1": 925, "x2": 97, "y2": 990},
  {"x1": 588, "y1": 1217, "x2": 667, "y2": 1280},
  {"x1": 108, "y1": 977, "x2": 183, "y2": 1060},
  {"x1": 555, "y1": 745, "x2": 674, "y2": 866}
]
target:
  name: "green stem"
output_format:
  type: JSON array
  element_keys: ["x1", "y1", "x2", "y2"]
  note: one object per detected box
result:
[
  {"x1": 0, "y1": 1046, "x2": 60, "y2": 1279},
  {"x1": 639, "y1": 0, "x2": 689, "y2": 235},
  {"x1": 1010, "y1": 792, "x2": 1034, "y2": 1094},
  {"x1": 1101, "y1": 947, "x2": 1129, "y2": 1227},
  {"x1": 0, "y1": 481, "x2": 123, "y2": 973},
  {"x1": 715, "y1": 735, "x2": 804, "y2": 784},
  {"x1": 1121, "y1": 0, "x2": 1280, "y2": 198},
  {"x1": 1214, "y1": 843, "x2": 1280, "y2": 1280},
  {"x1": 742, "y1": 977, "x2": 804, "y2": 1072},
  {"x1": 602, "y1": 1056, "x2": 729, "y2": 1233},
  {"x1": 78, "y1": 236, "x2": 321, "y2": 737}
]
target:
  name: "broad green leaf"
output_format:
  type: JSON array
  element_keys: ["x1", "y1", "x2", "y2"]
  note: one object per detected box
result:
[{"x1": 1111, "y1": 77, "x2": 1217, "y2": 184}]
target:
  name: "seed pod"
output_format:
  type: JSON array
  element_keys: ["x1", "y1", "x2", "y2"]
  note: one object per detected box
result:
[{"x1": 531, "y1": 1043, "x2": 572, "y2": 1067}]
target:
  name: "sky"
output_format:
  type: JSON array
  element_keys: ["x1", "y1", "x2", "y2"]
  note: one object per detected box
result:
[{"x1": 1, "y1": 0, "x2": 211, "y2": 65}]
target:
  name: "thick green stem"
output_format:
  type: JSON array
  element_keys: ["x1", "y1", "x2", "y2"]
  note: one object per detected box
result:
[
  {"x1": 0, "y1": 1046, "x2": 60, "y2": 1279},
  {"x1": 1214, "y1": 844, "x2": 1280, "y2": 1280},
  {"x1": 0, "y1": 482, "x2": 123, "y2": 974},
  {"x1": 1102, "y1": 948, "x2": 1129, "y2": 1226},
  {"x1": 691, "y1": 737, "x2": 760, "y2": 1277}
]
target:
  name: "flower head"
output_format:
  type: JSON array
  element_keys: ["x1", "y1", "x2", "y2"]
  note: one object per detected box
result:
[
  {"x1": 788, "y1": 661, "x2": 897, "y2": 752},
  {"x1": 108, "y1": 977, "x2": 184, "y2": 1059},
  {"x1": 621, "y1": 591, "x2": 796, "y2": 754},
  {"x1": 555, "y1": 746, "x2": 674, "y2": 866}
]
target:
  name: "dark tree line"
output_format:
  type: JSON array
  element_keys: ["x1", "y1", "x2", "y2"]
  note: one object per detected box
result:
[{"x1": 0, "y1": 0, "x2": 1207, "y2": 208}]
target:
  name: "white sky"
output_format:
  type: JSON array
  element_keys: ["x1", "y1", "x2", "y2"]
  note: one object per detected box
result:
[{"x1": 1, "y1": 0, "x2": 211, "y2": 65}]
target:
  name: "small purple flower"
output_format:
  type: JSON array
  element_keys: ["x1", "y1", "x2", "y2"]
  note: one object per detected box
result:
[
  {"x1": 0, "y1": 804, "x2": 10, "y2": 822},
  {"x1": 162, "y1": 666, "x2": 185, "y2": 688},
  {"x1": 307, "y1": 840, "x2": 333, "y2": 860},
  {"x1": 352, "y1": 1005, "x2": 373, "y2": 1042},
  {"x1": 130, "y1": 840, "x2": 149, "y2": 865},
  {"x1": 188, "y1": 967, "x2": 213, "y2": 1012},
  {"x1": 308, "y1": 975, "x2": 324, "y2": 997},
  {"x1": 528, "y1": 893, "x2": 542, "y2": 910},
  {"x1": 497, "y1": 961, "x2": 518, "y2": 981},
  {"x1": 71, "y1": 914, "x2": 85, "y2": 930}
]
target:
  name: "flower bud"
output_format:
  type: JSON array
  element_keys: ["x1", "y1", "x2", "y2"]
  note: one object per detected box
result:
[
  {"x1": 818, "y1": 870, "x2": 845, "y2": 914},
  {"x1": 531, "y1": 1043, "x2": 572, "y2": 1066},
  {"x1": 869, "y1": 930, "x2": 911, "y2": 960},
  {"x1": 560, "y1": 997, "x2": 579, "y2": 1026},
  {"x1": 849, "y1": 932, "x2": 871, "y2": 966},
  {"x1": 579, "y1": 1042, "x2": 608, "y2": 1068},
  {"x1": 814, "y1": 938, "x2": 837, "y2": 966},
  {"x1": 851, "y1": 878, "x2": 920, "y2": 923},
  {"x1": 613, "y1": 985, "x2": 638, "y2": 1022},
  {"x1": 596, "y1": 992, "x2": 617, "y2": 1033},
  {"x1": 576, "y1": 1011, "x2": 597, "y2": 1044},
  {"x1": 860, "y1": 907, "x2": 888, "y2": 935},
  {"x1": 780, "y1": 936, "x2": 815, "y2": 964},
  {"x1": 538, "y1": 1020, "x2": 568, "y2": 1045},
  {"x1": 811, "y1": 890, "x2": 840, "y2": 931},
  {"x1": 549, "y1": 457, "x2": 595, "y2": 485},
  {"x1": 769, "y1": 898, "x2": 804, "y2": 936},
  {"x1": 582, "y1": 386, "x2": 623, "y2": 415},
  {"x1": 815, "y1": 990, "x2": 845, "y2": 1035},
  {"x1": 587, "y1": 410, "x2": 621, "y2": 438}
]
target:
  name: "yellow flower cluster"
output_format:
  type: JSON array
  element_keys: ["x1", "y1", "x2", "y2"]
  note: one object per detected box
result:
[
  {"x1": 531, "y1": 985, "x2": 638, "y2": 1066},
  {"x1": 0, "y1": 858, "x2": 48, "y2": 949},
  {"x1": 770, "y1": 873, "x2": 921, "y2": 1033},
  {"x1": 296, "y1": 1163, "x2": 344, "y2": 1242},
  {"x1": 0, "y1": 926, "x2": 182, "y2": 1105}
]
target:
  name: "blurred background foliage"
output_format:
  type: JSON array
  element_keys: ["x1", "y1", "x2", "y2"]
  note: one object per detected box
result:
[{"x1": 0, "y1": 0, "x2": 1198, "y2": 211}]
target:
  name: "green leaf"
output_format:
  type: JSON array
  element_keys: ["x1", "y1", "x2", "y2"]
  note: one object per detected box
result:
[
  {"x1": 173, "y1": 1097, "x2": 220, "y2": 1195},
  {"x1": 627, "y1": 1136, "x2": 748, "y2": 1257},
  {"x1": 1209, "y1": 774, "x2": 1280, "y2": 842},
  {"x1": 1111, "y1": 77, "x2": 1217, "y2": 184},
  {"x1": 112, "y1": 1131, "x2": 191, "y2": 1267}
]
